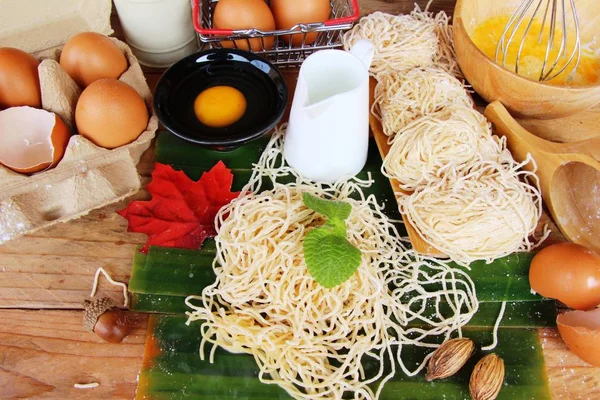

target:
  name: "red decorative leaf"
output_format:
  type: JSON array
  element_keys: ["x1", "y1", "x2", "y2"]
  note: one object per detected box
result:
[{"x1": 118, "y1": 161, "x2": 239, "y2": 252}]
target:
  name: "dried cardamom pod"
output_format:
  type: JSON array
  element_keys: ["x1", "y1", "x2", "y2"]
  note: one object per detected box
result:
[
  {"x1": 426, "y1": 337, "x2": 475, "y2": 381},
  {"x1": 470, "y1": 353, "x2": 505, "y2": 400}
]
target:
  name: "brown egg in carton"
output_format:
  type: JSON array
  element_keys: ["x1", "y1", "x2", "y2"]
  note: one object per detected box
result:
[{"x1": 0, "y1": 38, "x2": 158, "y2": 244}]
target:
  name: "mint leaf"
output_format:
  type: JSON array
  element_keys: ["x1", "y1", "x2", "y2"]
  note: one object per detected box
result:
[
  {"x1": 302, "y1": 193, "x2": 363, "y2": 288},
  {"x1": 302, "y1": 192, "x2": 351, "y2": 221},
  {"x1": 303, "y1": 229, "x2": 362, "y2": 288}
]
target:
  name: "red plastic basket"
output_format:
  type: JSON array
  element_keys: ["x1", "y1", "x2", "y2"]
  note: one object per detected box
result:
[{"x1": 192, "y1": 0, "x2": 360, "y2": 68}]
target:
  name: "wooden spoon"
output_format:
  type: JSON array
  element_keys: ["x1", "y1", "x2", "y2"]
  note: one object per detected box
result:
[
  {"x1": 485, "y1": 101, "x2": 600, "y2": 252},
  {"x1": 518, "y1": 105, "x2": 600, "y2": 146}
]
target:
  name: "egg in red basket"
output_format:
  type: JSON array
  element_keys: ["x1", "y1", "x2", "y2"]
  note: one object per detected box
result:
[
  {"x1": 271, "y1": 0, "x2": 331, "y2": 46},
  {"x1": 213, "y1": 0, "x2": 276, "y2": 51}
]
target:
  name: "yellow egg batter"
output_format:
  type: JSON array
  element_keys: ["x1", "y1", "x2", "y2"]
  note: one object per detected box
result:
[
  {"x1": 471, "y1": 16, "x2": 600, "y2": 86},
  {"x1": 194, "y1": 86, "x2": 247, "y2": 128}
]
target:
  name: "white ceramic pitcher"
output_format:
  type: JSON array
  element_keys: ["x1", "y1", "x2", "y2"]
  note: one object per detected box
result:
[{"x1": 283, "y1": 40, "x2": 374, "y2": 183}]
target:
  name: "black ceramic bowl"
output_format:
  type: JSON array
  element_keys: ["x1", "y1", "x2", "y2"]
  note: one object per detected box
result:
[{"x1": 154, "y1": 48, "x2": 287, "y2": 150}]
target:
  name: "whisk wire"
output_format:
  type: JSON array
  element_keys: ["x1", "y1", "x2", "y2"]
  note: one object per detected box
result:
[
  {"x1": 495, "y1": 0, "x2": 581, "y2": 83},
  {"x1": 543, "y1": 0, "x2": 581, "y2": 81},
  {"x1": 540, "y1": 0, "x2": 559, "y2": 80},
  {"x1": 495, "y1": 0, "x2": 534, "y2": 66},
  {"x1": 537, "y1": 0, "x2": 552, "y2": 43},
  {"x1": 515, "y1": 0, "x2": 546, "y2": 75}
]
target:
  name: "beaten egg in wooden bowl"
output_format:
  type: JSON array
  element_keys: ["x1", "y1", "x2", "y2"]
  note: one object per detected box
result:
[{"x1": 454, "y1": 0, "x2": 600, "y2": 119}]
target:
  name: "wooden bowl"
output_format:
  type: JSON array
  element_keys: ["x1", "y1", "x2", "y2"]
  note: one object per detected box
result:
[{"x1": 454, "y1": 0, "x2": 600, "y2": 119}]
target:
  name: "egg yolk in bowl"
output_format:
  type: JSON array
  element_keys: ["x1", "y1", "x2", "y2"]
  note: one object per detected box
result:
[{"x1": 193, "y1": 85, "x2": 247, "y2": 128}]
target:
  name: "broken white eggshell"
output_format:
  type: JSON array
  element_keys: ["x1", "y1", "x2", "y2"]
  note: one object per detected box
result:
[
  {"x1": 0, "y1": 106, "x2": 70, "y2": 174},
  {"x1": 557, "y1": 308, "x2": 600, "y2": 367}
]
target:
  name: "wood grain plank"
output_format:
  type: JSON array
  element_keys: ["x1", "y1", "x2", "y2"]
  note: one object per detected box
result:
[
  {"x1": 0, "y1": 257, "x2": 137, "y2": 310},
  {"x1": 539, "y1": 328, "x2": 600, "y2": 399},
  {"x1": 0, "y1": 2, "x2": 598, "y2": 399},
  {"x1": 2, "y1": 309, "x2": 598, "y2": 400},
  {"x1": 0, "y1": 152, "x2": 151, "y2": 309},
  {"x1": 0, "y1": 309, "x2": 147, "y2": 399},
  {"x1": 0, "y1": 237, "x2": 139, "y2": 259},
  {"x1": 0, "y1": 195, "x2": 146, "y2": 308},
  {"x1": 0, "y1": 258, "x2": 130, "y2": 309}
]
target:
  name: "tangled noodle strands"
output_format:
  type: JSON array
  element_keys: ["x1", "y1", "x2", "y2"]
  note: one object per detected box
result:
[{"x1": 186, "y1": 128, "x2": 479, "y2": 399}]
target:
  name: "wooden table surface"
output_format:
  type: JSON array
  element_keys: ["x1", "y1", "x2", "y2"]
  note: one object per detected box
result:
[{"x1": 1, "y1": 1, "x2": 599, "y2": 399}]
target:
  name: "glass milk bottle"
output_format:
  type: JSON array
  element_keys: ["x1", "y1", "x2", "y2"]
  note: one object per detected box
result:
[{"x1": 114, "y1": 0, "x2": 199, "y2": 67}]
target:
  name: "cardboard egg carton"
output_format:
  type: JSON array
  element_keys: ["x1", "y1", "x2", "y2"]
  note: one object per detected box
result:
[{"x1": 0, "y1": 0, "x2": 158, "y2": 243}]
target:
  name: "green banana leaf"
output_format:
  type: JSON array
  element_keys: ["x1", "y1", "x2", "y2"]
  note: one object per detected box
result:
[
  {"x1": 131, "y1": 290, "x2": 555, "y2": 328},
  {"x1": 129, "y1": 245, "x2": 548, "y2": 304},
  {"x1": 136, "y1": 314, "x2": 551, "y2": 400},
  {"x1": 130, "y1": 131, "x2": 554, "y2": 400}
]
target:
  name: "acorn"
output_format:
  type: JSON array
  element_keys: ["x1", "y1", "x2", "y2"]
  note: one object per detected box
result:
[{"x1": 83, "y1": 297, "x2": 130, "y2": 343}]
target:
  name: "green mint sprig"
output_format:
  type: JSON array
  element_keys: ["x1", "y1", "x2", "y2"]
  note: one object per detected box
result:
[{"x1": 302, "y1": 193, "x2": 362, "y2": 288}]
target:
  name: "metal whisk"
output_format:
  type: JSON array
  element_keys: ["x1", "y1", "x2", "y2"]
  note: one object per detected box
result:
[{"x1": 495, "y1": 0, "x2": 581, "y2": 82}]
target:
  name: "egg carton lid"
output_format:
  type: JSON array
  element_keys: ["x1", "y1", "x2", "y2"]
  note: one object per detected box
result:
[{"x1": 0, "y1": 0, "x2": 113, "y2": 54}]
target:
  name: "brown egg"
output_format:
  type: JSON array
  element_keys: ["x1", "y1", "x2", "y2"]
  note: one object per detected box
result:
[
  {"x1": 213, "y1": 0, "x2": 276, "y2": 51},
  {"x1": 0, "y1": 107, "x2": 70, "y2": 174},
  {"x1": 529, "y1": 243, "x2": 600, "y2": 310},
  {"x1": 0, "y1": 48, "x2": 41, "y2": 109},
  {"x1": 75, "y1": 79, "x2": 148, "y2": 149},
  {"x1": 557, "y1": 308, "x2": 600, "y2": 367},
  {"x1": 60, "y1": 32, "x2": 128, "y2": 87},
  {"x1": 271, "y1": 0, "x2": 331, "y2": 46}
]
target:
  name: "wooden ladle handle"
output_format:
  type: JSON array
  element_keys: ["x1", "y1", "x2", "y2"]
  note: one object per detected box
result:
[
  {"x1": 517, "y1": 106, "x2": 600, "y2": 161},
  {"x1": 485, "y1": 100, "x2": 600, "y2": 199},
  {"x1": 485, "y1": 101, "x2": 600, "y2": 172},
  {"x1": 485, "y1": 101, "x2": 600, "y2": 252},
  {"x1": 555, "y1": 138, "x2": 600, "y2": 162},
  {"x1": 484, "y1": 101, "x2": 562, "y2": 180}
]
